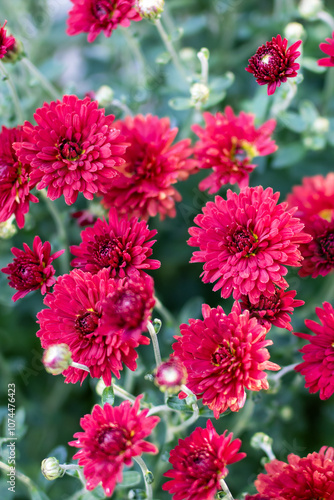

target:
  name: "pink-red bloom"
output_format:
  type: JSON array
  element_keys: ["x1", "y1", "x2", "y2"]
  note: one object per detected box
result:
[
  {"x1": 70, "y1": 208, "x2": 160, "y2": 276},
  {"x1": 37, "y1": 268, "x2": 154, "y2": 385},
  {"x1": 188, "y1": 186, "x2": 311, "y2": 304},
  {"x1": 13, "y1": 95, "x2": 127, "y2": 205},
  {"x1": 0, "y1": 126, "x2": 38, "y2": 229},
  {"x1": 69, "y1": 396, "x2": 159, "y2": 497},
  {"x1": 240, "y1": 289, "x2": 303, "y2": 332},
  {"x1": 172, "y1": 302, "x2": 280, "y2": 417},
  {"x1": 253, "y1": 446, "x2": 334, "y2": 499},
  {"x1": 67, "y1": 0, "x2": 142, "y2": 43},
  {"x1": 100, "y1": 114, "x2": 197, "y2": 220},
  {"x1": 0, "y1": 20, "x2": 15, "y2": 59},
  {"x1": 1, "y1": 236, "x2": 64, "y2": 302},
  {"x1": 318, "y1": 31, "x2": 334, "y2": 67},
  {"x1": 192, "y1": 107, "x2": 277, "y2": 192},
  {"x1": 163, "y1": 420, "x2": 246, "y2": 500},
  {"x1": 286, "y1": 174, "x2": 334, "y2": 278},
  {"x1": 245, "y1": 34, "x2": 301, "y2": 95},
  {"x1": 294, "y1": 302, "x2": 334, "y2": 400},
  {"x1": 154, "y1": 356, "x2": 187, "y2": 393}
]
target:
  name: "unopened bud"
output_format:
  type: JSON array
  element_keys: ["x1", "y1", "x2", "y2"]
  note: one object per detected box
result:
[
  {"x1": 41, "y1": 457, "x2": 64, "y2": 480},
  {"x1": 311, "y1": 116, "x2": 330, "y2": 134},
  {"x1": 42, "y1": 344, "x2": 72, "y2": 375},
  {"x1": 136, "y1": 0, "x2": 165, "y2": 21},
  {"x1": 0, "y1": 216, "x2": 17, "y2": 239},
  {"x1": 3, "y1": 38, "x2": 24, "y2": 64},
  {"x1": 95, "y1": 85, "x2": 114, "y2": 107},
  {"x1": 155, "y1": 358, "x2": 186, "y2": 393},
  {"x1": 284, "y1": 22, "x2": 305, "y2": 41},
  {"x1": 190, "y1": 83, "x2": 210, "y2": 107},
  {"x1": 298, "y1": 0, "x2": 323, "y2": 19}
]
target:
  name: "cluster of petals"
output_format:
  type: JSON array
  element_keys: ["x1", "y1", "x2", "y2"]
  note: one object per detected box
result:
[
  {"x1": 293, "y1": 301, "x2": 334, "y2": 400},
  {"x1": 1, "y1": 236, "x2": 64, "y2": 301},
  {"x1": 318, "y1": 31, "x2": 334, "y2": 67},
  {"x1": 101, "y1": 114, "x2": 197, "y2": 220},
  {"x1": 0, "y1": 125, "x2": 38, "y2": 229},
  {"x1": 240, "y1": 288, "x2": 303, "y2": 332},
  {"x1": 172, "y1": 302, "x2": 280, "y2": 417},
  {"x1": 67, "y1": 0, "x2": 142, "y2": 43},
  {"x1": 69, "y1": 396, "x2": 159, "y2": 497},
  {"x1": 36, "y1": 268, "x2": 155, "y2": 385},
  {"x1": 286, "y1": 174, "x2": 334, "y2": 278},
  {"x1": 245, "y1": 34, "x2": 302, "y2": 95},
  {"x1": 192, "y1": 107, "x2": 277, "y2": 192},
  {"x1": 0, "y1": 20, "x2": 15, "y2": 59},
  {"x1": 163, "y1": 419, "x2": 246, "y2": 500},
  {"x1": 252, "y1": 446, "x2": 334, "y2": 499},
  {"x1": 188, "y1": 186, "x2": 311, "y2": 304},
  {"x1": 70, "y1": 208, "x2": 160, "y2": 277},
  {"x1": 13, "y1": 95, "x2": 127, "y2": 205}
]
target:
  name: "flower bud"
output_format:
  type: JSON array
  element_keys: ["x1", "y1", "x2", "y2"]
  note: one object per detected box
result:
[
  {"x1": 41, "y1": 457, "x2": 64, "y2": 480},
  {"x1": 311, "y1": 116, "x2": 330, "y2": 134},
  {"x1": 190, "y1": 83, "x2": 210, "y2": 107},
  {"x1": 2, "y1": 37, "x2": 24, "y2": 64},
  {"x1": 154, "y1": 358, "x2": 186, "y2": 393},
  {"x1": 42, "y1": 344, "x2": 72, "y2": 375},
  {"x1": 0, "y1": 216, "x2": 17, "y2": 239},
  {"x1": 284, "y1": 22, "x2": 305, "y2": 41},
  {"x1": 298, "y1": 0, "x2": 323, "y2": 19},
  {"x1": 136, "y1": 0, "x2": 165, "y2": 21},
  {"x1": 95, "y1": 85, "x2": 114, "y2": 107}
]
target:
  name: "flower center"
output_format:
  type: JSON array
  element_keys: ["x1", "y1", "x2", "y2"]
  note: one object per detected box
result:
[
  {"x1": 244, "y1": 292, "x2": 281, "y2": 321},
  {"x1": 97, "y1": 426, "x2": 129, "y2": 453},
  {"x1": 94, "y1": 1, "x2": 115, "y2": 21},
  {"x1": 58, "y1": 139, "x2": 82, "y2": 161},
  {"x1": 227, "y1": 226, "x2": 259, "y2": 256},
  {"x1": 75, "y1": 311, "x2": 99, "y2": 335},
  {"x1": 318, "y1": 208, "x2": 333, "y2": 222},
  {"x1": 318, "y1": 231, "x2": 334, "y2": 264},
  {"x1": 261, "y1": 53, "x2": 271, "y2": 65},
  {"x1": 186, "y1": 449, "x2": 217, "y2": 478}
]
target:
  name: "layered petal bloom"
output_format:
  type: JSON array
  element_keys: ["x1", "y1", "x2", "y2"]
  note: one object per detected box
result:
[
  {"x1": 188, "y1": 186, "x2": 311, "y2": 304},
  {"x1": 163, "y1": 420, "x2": 246, "y2": 500},
  {"x1": 101, "y1": 114, "x2": 197, "y2": 220},
  {"x1": 286, "y1": 174, "x2": 334, "y2": 278},
  {"x1": 253, "y1": 446, "x2": 334, "y2": 499},
  {"x1": 70, "y1": 208, "x2": 160, "y2": 276},
  {"x1": 69, "y1": 397, "x2": 159, "y2": 497},
  {"x1": 245, "y1": 34, "x2": 302, "y2": 95},
  {"x1": 37, "y1": 268, "x2": 154, "y2": 385},
  {"x1": 1, "y1": 236, "x2": 64, "y2": 301},
  {"x1": 0, "y1": 126, "x2": 38, "y2": 229},
  {"x1": 67, "y1": 0, "x2": 142, "y2": 43},
  {"x1": 0, "y1": 20, "x2": 15, "y2": 59},
  {"x1": 13, "y1": 95, "x2": 127, "y2": 205},
  {"x1": 293, "y1": 302, "x2": 334, "y2": 400},
  {"x1": 172, "y1": 302, "x2": 280, "y2": 417},
  {"x1": 240, "y1": 289, "x2": 303, "y2": 332},
  {"x1": 318, "y1": 31, "x2": 334, "y2": 67},
  {"x1": 192, "y1": 107, "x2": 277, "y2": 192}
]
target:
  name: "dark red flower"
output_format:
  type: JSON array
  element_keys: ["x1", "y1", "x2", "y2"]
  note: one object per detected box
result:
[
  {"x1": 172, "y1": 302, "x2": 280, "y2": 417},
  {"x1": 294, "y1": 302, "x2": 334, "y2": 400},
  {"x1": 163, "y1": 420, "x2": 246, "y2": 500},
  {"x1": 192, "y1": 107, "x2": 277, "y2": 192},
  {"x1": 318, "y1": 31, "x2": 334, "y2": 67},
  {"x1": 0, "y1": 126, "x2": 38, "y2": 229},
  {"x1": 0, "y1": 20, "x2": 15, "y2": 59},
  {"x1": 240, "y1": 289, "x2": 303, "y2": 332},
  {"x1": 70, "y1": 208, "x2": 160, "y2": 277},
  {"x1": 245, "y1": 34, "x2": 302, "y2": 95},
  {"x1": 253, "y1": 446, "x2": 334, "y2": 499},
  {"x1": 67, "y1": 0, "x2": 142, "y2": 43},
  {"x1": 1, "y1": 236, "x2": 64, "y2": 301},
  {"x1": 101, "y1": 114, "x2": 197, "y2": 220},
  {"x1": 13, "y1": 95, "x2": 127, "y2": 205},
  {"x1": 69, "y1": 396, "x2": 159, "y2": 497},
  {"x1": 37, "y1": 269, "x2": 154, "y2": 385},
  {"x1": 188, "y1": 186, "x2": 311, "y2": 304}
]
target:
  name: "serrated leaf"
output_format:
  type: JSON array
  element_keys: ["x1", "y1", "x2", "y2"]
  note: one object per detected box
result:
[
  {"x1": 302, "y1": 57, "x2": 327, "y2": 74},
  {"x1": 278, "y1": 112, "x2": 307, "y2": 133},
  {"x1": 118, "y1": 471, "x2": 141, "y2": 488},
  {"x1": 101, "y1": 385, "x2": 115, "y2": 406},
  {"x1": 272, "y1": 143, "x2": 305, "y2": 168},
  {"x1": 168, "y1": 97, "x2": 193, "y2": 110}
]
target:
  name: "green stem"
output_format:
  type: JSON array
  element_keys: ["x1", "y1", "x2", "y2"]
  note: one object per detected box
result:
[
  {"x1": 321, "y1": 67, "x2": 334, "y2": 115},
  {"x1": 113, "y1": 384, "x2": 150, "y2": 408},
  {"x1": 154, "y1": 19, "x2": 187, "y2": 82},
  {"x1": 21, "y1": 57, "x2": 61, "y2": 100},
  {"x1": 111, "y1": 98, "x2": 133, "y2": 117},
  {"x1": 0, "y1": 460, "x2": 36, "y2": 491},
  {"x1": 154, "y1": 296, "x2": 177, "y2": 329},
  {"x1": 169, "y1": 403, "x2": 199, "y2": 435},
  {"x1": 219, "y1": 478, "x2": 234, "y2": 500},
  {"x1": 121, "y1": 28, "x2": 147, "y2": 86},
  {"x1": 317, "y1": 10, "x2": 334, "y2": 31},
  {"x1": 71, "y1": 361, "x2": 90, "y2": 373},
  {"x1": 147, "y1": 321, "x2": 162, "y2": 367},
  {"x1": 147, "y1": 404, "x2": 175, "y2": 416},
  {"x1": 270, "y1": 363, "x2": 298, "y2": 383},
  {"x1": 133, "y1": 456, "x2": 153, "y2": 500},
  {"x1": 0, "y1": 61, "x2": 24, "y2": 123},
  {"x1": 231, "y1": 395, "x2": 255, "y2": 438}
]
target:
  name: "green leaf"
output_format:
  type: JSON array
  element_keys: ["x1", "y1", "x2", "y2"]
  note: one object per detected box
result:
[
  {"x1": 168, "y1": 97, "x2": 193, "y2": 110},
  {"x1": 210, "y1": 72, "x2": 235, "y2": 92},
  {"x1": 299, "y1": 100, "x2": 319, "y2": 126},
  {"x1": 302, "y1": 57, "x2": 327, "y2": 74},
  {"x1": 29, "y1": 487, "x2": 50, "y2": 500},
  {"x1": 47, "y1": 445, "x2": 67, "y2": 464},
  {"x1": 101, "y1": 386, "x2": 115, "y2": 406},
  {"x1": 272, "y1": 143, "x2": 306, "y2": 168},
  {"x1": 155, "y1": 52, "x2": 171, "y2": 65},
  {"x1": 278, "y1": 111, "x2": 307, "y2": 133},
  {"x1": 166, "y1": 396, "x2": 193, "y2": 412},
  {"x1": 118, "y1": 471, "x2": 141, "y2": 488}
]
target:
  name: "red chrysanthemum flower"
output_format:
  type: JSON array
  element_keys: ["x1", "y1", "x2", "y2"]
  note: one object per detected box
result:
[
  {"x1": 70, "y1": 208, "x2": 160, "y2": 277},
  {"x1": 100, "y1": 114, "x2": 197, "y2": 220},
  {"x1": 69, "y1": 396, "x2": 159, "y2": 497},
  {"x1": 0, "y1": 20, "x2": 15, "y2": 59},
  {"x1": 172, "y1": 302, "x2": 280, "y2": 417},
  {"x1": 287, "y1": 174, "x2": 334, "y2": 278},
  {"x1": 0, "y1": 126, "x2": 39, "y2": 229},
  {"x1": 293, "y1": 302, "x2": 334, "y2": 400},
  {"x1": 1, "y1": 236, "x2": 64, "y2": 302},
  {"x1": 188, "y1": 186, "x2": 311, "y2": 304},
  {"x1": 192, "y1": 107, "x2": 277, "y2": 192},
  {"x1": 318, "y1": 31, "x2": 334, "y2": 67},
  {"x1": 13, "y1": 95, "x2": 127, "y2": 205},
  {"x1": 240, "y1": 289, "x2": 303, "y2": 332},
  {"x1": 67, "y1": 0, "x2": 142, "y2": 43},
  {"x1": 163, "y1": 420, "x2": 246, "y2": 500},
  {"x1": 253, "y1": 446, "x2": 334, "y2": 499},
  {"x1": 37, "y1": 268, "x2": 154, "y2": 385},
  {"x1": 245, "y1": 34, "x2": 302, "y2": 95}
]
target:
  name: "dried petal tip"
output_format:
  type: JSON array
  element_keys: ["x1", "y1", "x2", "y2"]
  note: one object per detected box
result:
[
  {"x1": 41, "y1": 457, "x2": 64, "y2": 480},
  {"x1": 43, "y1": 344, "x2": 72, "y2": 375},
  {"x1": 136, "y1": 0, "x2": 164, "y2": 20}
]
